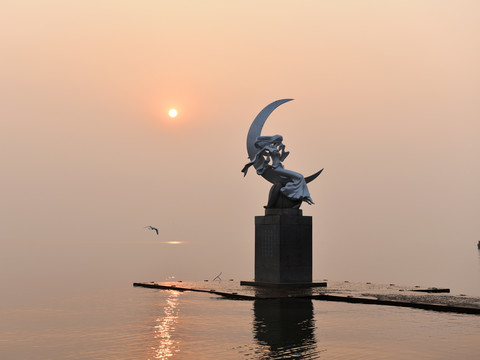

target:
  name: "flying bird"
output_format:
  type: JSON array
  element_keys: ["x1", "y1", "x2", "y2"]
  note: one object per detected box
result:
[
  {"x1": 144, "y1": 226, "x2": 159, "y2": 235},
  {"x1": 213, "y1": 272, "x2": 222, "y2": 281}
]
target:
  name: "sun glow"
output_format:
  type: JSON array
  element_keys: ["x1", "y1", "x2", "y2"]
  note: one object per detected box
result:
[{"x1": 168, "y1": 109, "x2": 178, "y2": 118}]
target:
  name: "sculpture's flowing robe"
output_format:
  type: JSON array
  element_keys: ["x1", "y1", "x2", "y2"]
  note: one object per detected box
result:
[{"x1": 274, "y1": 167, "x2": 313, "y2": 204}]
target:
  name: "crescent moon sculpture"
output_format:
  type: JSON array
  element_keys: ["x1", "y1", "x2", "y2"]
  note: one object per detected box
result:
[{"x1": 242, "y1": 99, "x2": 323, "y2": 209}]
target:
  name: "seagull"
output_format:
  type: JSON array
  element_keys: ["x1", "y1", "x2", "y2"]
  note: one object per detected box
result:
[
  {"x1": 144, "y1": 226, "x2": 159, "y2": 235},
  {"x1": 213, "y1": 272, "x2": 222, "y2": 281}
]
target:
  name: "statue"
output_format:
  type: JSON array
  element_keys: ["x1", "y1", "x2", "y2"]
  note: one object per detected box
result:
[
  {"x1": 242, "y1": 134, "x2": 315, "y2": 208},
  {"x1": 242, "y1": 99, "x2": 323, "y2": 209}
]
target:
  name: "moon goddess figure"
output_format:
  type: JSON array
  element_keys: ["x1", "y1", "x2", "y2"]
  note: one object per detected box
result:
[{"x1": 242, "y1": 134, "x2": 314, "y2": 208}]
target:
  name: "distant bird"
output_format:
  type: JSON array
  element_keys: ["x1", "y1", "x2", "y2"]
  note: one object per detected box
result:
[
  {"x1": 213, "y1": 272, "x2": 222, "y2": 281},
  {"x1": 144, "y1": 226, "x2": 159, "y2": 235}
]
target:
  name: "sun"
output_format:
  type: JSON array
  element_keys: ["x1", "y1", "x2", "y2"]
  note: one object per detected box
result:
[{"x1": 168, "y1": 109, "x2": 178, "y2": 118}]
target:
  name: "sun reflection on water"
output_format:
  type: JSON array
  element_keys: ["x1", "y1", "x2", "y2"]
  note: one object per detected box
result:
[{"x1": 151, "y1": 290, "x2": 180, "y2": 359}]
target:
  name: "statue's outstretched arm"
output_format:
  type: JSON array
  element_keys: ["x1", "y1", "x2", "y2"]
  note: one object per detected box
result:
[
  {"x1": 242, "y1": 148, "x2": 268, "y2": 176},
  {"x1": 280, "y1": 145, "x2": 289, "y2": 162}
]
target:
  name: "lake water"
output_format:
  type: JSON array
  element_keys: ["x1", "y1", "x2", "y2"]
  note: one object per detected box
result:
[
  {"x1": 2, "y1": 240, "x2": 479, "y2": 359},
  {"x1": 2, "y1": 281, "x2": 479, "y2": 359}
]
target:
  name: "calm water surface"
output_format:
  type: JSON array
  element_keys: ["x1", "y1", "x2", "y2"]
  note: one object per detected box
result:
[{"x1": 1, "y1": 283, "x2": 479, "y2": 359}]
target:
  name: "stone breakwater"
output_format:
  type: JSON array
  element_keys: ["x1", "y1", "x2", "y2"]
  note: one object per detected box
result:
[{"x1": 134, "y1": 280, "x2": 480, "y2": 315}]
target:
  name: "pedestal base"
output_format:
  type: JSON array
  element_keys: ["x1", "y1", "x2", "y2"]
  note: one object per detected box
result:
[
  {"x1": 253, "y1": 212, "x2": 313, "y2": 285},
  {"x1": 240, "y1": 280, "x2": 327, "y2": 288}
]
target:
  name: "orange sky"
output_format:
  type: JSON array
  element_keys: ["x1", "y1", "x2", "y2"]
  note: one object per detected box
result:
[{"x1": 1, "y1": 1, "x2": 479, "y2": 295}]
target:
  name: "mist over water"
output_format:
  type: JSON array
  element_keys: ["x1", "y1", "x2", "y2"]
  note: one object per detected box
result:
[{"x1": 2, "y1": 236, "x2": 479, "y2": 312}]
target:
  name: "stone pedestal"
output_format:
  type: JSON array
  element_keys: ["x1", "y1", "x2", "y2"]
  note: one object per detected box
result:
[{"x1": 241, "y1": 209, "x2": 325, "y2": 288}]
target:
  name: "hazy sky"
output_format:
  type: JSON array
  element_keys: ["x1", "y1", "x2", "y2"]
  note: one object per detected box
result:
[{"x1": 1, "y1": 1, "x2": 479, "y2": 297}]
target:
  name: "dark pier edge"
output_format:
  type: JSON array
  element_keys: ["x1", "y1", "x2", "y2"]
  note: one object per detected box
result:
[
  {"x1": 133, "y1": 282, "x2": 480, "y2": 315},
  {"x1": 310, "y1": 294, "x2": 480, "y2": 315},
  {"x1": 240, "y1": 280, "x2": 327, "y2": 288}
]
